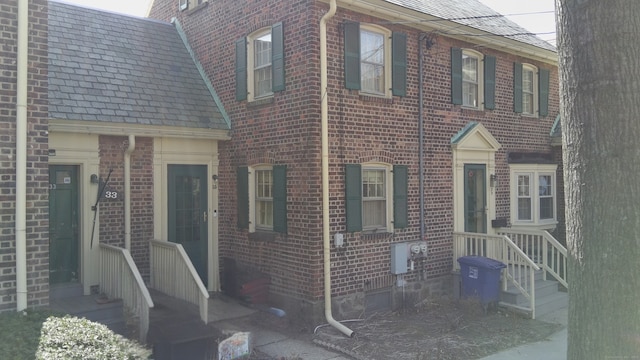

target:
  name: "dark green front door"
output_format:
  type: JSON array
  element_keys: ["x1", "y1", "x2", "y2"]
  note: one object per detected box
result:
[
  {"x1": 464, "y1": 164, "x2": 487, "y2": 233},
  {"x1": 168, "y1": 165, "x2": 208, "y2": 284},
  {"x1": 49, "y1": 165, "x2": 79, "y2": 284}
]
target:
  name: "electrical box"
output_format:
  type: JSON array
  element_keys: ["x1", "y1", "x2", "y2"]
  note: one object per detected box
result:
[{"x1": 390, "y1": 243, "x2": 408, "y2": 274}]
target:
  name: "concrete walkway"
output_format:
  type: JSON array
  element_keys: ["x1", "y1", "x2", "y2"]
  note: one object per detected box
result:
[{"x1": 479, "y1": 307, "x2": 568, "y2": 360}]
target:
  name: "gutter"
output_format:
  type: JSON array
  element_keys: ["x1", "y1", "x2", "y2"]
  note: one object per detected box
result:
[
  {"x1": 124, "y1": 135, "x2": 135, "y2": 251},
  {"x1": 418, "y1": 34, "x2": 426, "y2": 244},
  {"x1": 320, "y1": 0, "x2": 354, "y2": 338},
  {"x1": 16, "y1": 0, "x2": 29, "y2": 311}
]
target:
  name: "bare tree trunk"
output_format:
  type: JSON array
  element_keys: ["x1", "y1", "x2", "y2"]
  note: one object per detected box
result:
[{"x1": 557, "y1": 0, "x2": 640, "y2": 358}]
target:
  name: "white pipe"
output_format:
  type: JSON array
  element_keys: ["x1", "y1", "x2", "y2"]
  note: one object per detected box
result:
[
  {"x1": 124, "y1": 135, "x2": 135, "y2": 251},
  {"x1": 320, "y1": 0, "x2": 354, "y2": 338},
  {"x1": 15, "y1": 0, "x2": 29, "y2": 311}
]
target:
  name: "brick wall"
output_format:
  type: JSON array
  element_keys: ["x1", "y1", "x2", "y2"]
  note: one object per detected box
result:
[
  {"x1": 150, "y1": 0, "x2": 561, "y2": 318},
  {"x1": 98, "y1": 136, "x2": 154, "y2": 280},
  {"x1": 0, "y1": 0, "x2": 49, "y2": 311}
]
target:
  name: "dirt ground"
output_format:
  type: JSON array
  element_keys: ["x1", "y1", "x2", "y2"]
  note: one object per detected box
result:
[{"x1": 248, "y1": 297, "x2": 563, "y2": 360}]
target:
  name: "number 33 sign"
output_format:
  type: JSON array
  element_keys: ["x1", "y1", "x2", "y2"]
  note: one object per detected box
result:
[{"x1": 102, "y1": 186, "x2": 120, "y2": 200}]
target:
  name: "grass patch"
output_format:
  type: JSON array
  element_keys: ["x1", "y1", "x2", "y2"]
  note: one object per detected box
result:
[{"x1": 0, "y1": 309, "x2": 63, "y2": 360}]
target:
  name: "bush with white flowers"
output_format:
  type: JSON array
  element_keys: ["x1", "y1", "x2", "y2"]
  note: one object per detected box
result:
[{"x1": 36, "y1": 316, "x2": 151, "y2": 360}]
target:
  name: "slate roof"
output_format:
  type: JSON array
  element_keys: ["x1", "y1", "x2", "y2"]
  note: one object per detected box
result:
[
  {"x1": 48, "y1": 0, "x2": 230, "y2": 130},
  {"x1": 385, "y1": 0, "x2": 556, "y2": 52}
]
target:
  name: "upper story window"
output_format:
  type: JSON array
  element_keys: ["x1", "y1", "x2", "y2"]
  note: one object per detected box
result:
[
  {"x1": 179, "y1": 0, "x2": 206, "y2": 11},
  {"x1": 344, "y1": 22, "x2": 407, "y2": 98},
  {"x1": 235, "y1": 23, "x2": 285, "y2": 102},
  {"x1": 252, "y1": 30, "x2": 273, "y2": 99},
  {"x1": 451, "y1": 48, "x2": 495, "y2": 110},
  {"x1": 345, "y1": 163, "x2": 408, "y2": 233},
  {"x1": 510, "y1": 163, "x2": 557, "y2": 229},
  {"x1": 236, "y1": 165, "x2": 287, "y2": 233},
  {"x1": 514, "y1": 62, "x2": 550, "y2": 117}
]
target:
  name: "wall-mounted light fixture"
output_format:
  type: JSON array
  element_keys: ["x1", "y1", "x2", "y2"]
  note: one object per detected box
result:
[
  {"x1": 490, "y1": 174, "x2": 498, "y2": 188},
  {"x1": 212, "y1": 174, "x2": 218, "y2": 182},
  {"x1": 90, "y1": 174, "x2": 99, "y2": 184}
]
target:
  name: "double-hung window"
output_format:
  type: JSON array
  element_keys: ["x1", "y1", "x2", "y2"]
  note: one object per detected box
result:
[
  {"x1": 235, "y1": 23, "x2": 285, "y2": 101},
  {"x1": 237, "y1": 165, "x2": 287, "y2": 233},
  {"x1": 514, "y1": 63, "x2": 550, "y2": 117},
  {"x1": 344, "y1": 22, "x2": 407, "y2": 97},
  {"x1": 345, "y1": 163, "x2": 408, "y2": 233},
  {"x1": 451, "y1": 48, "x2": 495, "y2": 110},
  {"x1": 510, "y1": 164, "x2": 557, "y2": 228},
  {"x1": 179, "y1": 0, "x2": 206, "y2": 11}
]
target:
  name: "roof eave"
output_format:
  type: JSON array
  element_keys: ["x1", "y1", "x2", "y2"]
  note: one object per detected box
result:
[
  {"x1": 318, "y1": 0, "x2": 558, "y2": 65},
  {"x1": 49, "y1": 118, "x2": 232, "y2": 141}
]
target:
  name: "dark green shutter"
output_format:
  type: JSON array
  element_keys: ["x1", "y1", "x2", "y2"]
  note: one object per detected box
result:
[
  {"x1": 344, "y1": 22, "x2": 361, "y2": 90},
  {"x1": 393, "y1": 165, "x2": 408, "y2": 229},
  {"x1": 513, "y1": 62, "x2": 523, "y2": 113},
  {"x1": 235, "y1": 37, "x2": 247, "y2": 101},
  {"x1": 237, "y1": 167, "x2": 249, "y2": 229},
  {"x1": 272, "y1": 165, "x2": 287, "y2": 233},
  {"x1": 271, "y1": 22, "x2": 285, "y2": 92},
  {"x1": 345, "y1": 164, "x2": 362, "y2": 232},
  {"x1": 392, "y1": 32, "x2": 407, "y2": 97},
  {"x1": 483, "y1": 55, "x2": 496, "y2": 110},
  {"x1": 451, "y1": 48, "x2": 462, "y2": 105},
  {"x1": 538, "y1": 68, "x2": 550, "y2": 117}
]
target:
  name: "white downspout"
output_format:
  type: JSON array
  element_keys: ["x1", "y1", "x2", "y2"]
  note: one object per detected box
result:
[
  {"x1": 320, "y1": 0, "x2": 354, "y2": 337},
  {"x1": 15, "y1": 0, "x2": 29, "y2": 312},
  {"x1": 124, "y1": 135, "x2": 135, "y2": 251}
]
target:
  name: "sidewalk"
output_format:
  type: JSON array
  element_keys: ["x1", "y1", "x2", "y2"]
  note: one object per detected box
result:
[{"x1": 479, "y1": 307, "x2": 568, "y2": 360}]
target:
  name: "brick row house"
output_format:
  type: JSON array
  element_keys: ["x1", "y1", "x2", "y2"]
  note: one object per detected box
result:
[{"x1": 1, "y1": 0, "x2": 563, "y2": 331}]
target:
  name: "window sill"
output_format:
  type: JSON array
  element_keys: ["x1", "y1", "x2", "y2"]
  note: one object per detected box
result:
[
  {"x1": 360, "y1": 230, "x2": 393, "y2": 241},
  {"x1": 248, "y1": 231, "x2": 277, "y2": 242},
  {"x1": 247, "y1": 96, "x2": 274, "y2": 107},
  {"x1": 359, "y1": 93, "x2": 393, "y2": 104},
  {"x1": 505, "y1": 221, "x2": 558, "y2": 231},
  {"x1": 519, "y1": 113, "x2": 539, "y2": 119}
]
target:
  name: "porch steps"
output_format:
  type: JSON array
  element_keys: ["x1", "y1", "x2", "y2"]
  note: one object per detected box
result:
[
  {"x1": 499, "y1": 271, "x2": 568, "y2": 318},
  {"x1": 48, "y1": 283, "x2": 128, "y2": 337}
]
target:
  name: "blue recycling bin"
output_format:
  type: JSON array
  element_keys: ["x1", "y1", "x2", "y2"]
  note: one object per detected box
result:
[{"x1": 457, "y1": 256, "x2": 506, "y2": 305}]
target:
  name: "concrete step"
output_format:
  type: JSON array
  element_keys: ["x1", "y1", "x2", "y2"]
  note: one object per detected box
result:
[
  {"x1": 49, "y1": 294, "x2": 127, "y2": 337},
  {"x1": 50, "y1": 283, "x2": 83, "y2": 299},
  {"x1": 501, "y1": 279, "x2": 560, "y2": 304}
]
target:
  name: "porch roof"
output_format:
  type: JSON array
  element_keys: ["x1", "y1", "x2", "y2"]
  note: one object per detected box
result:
[{"x1": 48, "y1": 1, "x2": 230, "y2": 131}]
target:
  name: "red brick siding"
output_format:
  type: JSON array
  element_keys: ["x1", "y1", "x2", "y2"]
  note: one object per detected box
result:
[
  {"x1": 150, "y1": 0, "x2": 560, "y2": 305},
  {"x1": 98, "y1": 136, "x2": 154, "y2": 280},
  {"x1": 0, "y1": 0, "x2": 49, "y2": 311}
]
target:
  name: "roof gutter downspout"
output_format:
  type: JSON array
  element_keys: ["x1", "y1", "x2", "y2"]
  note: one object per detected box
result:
[
  {"x1": 418, "y1": 35, "x2": 426, "y2": 244},
  {"x1": 320, "y1": 0, "x2": 354, "y2": 338},
  {"x1": 124, "y1": 135, "x2": 135, "y2": 251},
  {"x1": 15, "y1": 0, "x2": 29, "y2": 312}
]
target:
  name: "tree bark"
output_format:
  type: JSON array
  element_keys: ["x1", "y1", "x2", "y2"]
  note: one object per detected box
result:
[{"x1": 557, "y1": 0, "x2": 640, "y2": 359}]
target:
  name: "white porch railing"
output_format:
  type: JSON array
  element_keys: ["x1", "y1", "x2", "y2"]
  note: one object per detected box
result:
[
  {"x1": 497, "y1": 229, "x2": 568, "y2": 288},
  {"x1": 99, "y1": 244, "x2": 154, "y2": 343},
  {"x1": 453, "y1": 232, "x2": 541, "y2": 318},
  {"x1": 149, "y1": 240, "x2": 209, "y2": 323}
]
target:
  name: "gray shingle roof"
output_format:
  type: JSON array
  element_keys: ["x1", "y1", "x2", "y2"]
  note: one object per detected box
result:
[
  {"x1": 385, "y1": 0, "x2": 556, "y2": 52},
  {"x1": 48, "y1": 0, "x2": 230, "y2": 130}
]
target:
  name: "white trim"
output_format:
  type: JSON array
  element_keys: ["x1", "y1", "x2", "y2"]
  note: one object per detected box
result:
[
  {"x1": 359, "y1": 24, "x2": 392, "y2": 98},
  {"x1": 461, "y1": 49, "x2": 484, "y2": 109},
  {"x1": 452, "y1": 123, "x2": 501, "y2": 234},
  {"x1": 509, "y1": 163, "x2": 558, "y2": 228},
  {"x1": 521, "y1": 63, "x2": 539, "y2": 117},
  {"x1": 247, "y1": 27, "x2": 274, "y2": 102},
  {"x1": 49, "y1": 133, "x2": 100, "y2": 296},
  {"x1": 153, "y1": 137, "x2": 220, "y2": 291}
]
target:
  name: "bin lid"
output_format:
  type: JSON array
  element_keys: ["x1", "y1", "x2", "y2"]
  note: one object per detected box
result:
[{"x1": 457, "y1": 256, "x2": 506, "y2": 269}]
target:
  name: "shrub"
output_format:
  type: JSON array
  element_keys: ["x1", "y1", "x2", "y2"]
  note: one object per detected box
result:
[{"x1": 36, "y1": 316, "x2": 151, "y2": 360}]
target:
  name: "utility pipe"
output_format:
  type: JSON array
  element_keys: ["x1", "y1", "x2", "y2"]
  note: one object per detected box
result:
[
  {"x1": 418, "y1": 35, "x2": 426, "y2": 244},
  {"x1": 124, "y1": 135, "x2": 135, "y2": 251},
  {"x1": 320, "y1": 0, "x2": 354, "y2": 338},
  {"x1": 15, "y1": 0, "x2": 29, "y2": 311}
]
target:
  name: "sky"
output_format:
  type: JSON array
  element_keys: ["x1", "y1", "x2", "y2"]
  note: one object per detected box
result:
[{"x1": 59, "y1": 0, "x2": 557, "y2": 46}]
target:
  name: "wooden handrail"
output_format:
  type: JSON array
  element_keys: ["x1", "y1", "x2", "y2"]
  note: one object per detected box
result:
[
  {"x1": 99, "y1": 244, "x2": 154, "y2": 342},
  {"x1": 149, "y1": 240, "x2": 209, "y2": 323}
]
